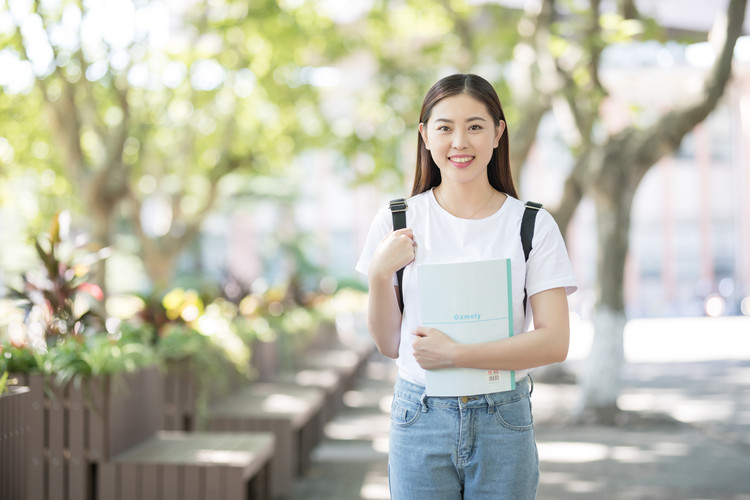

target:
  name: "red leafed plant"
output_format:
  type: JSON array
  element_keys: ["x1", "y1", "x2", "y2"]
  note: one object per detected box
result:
[{"x1": 6, "y1": 211, "x2": 110, "y2": 347}]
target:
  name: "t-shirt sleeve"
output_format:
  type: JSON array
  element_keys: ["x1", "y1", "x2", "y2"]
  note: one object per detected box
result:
[
  {"x1": 355, "y1": 205, "x2": 393, "y2": 277},
  {"x1": 525, "y1": 209, "x2": 578, "y2": 297}
]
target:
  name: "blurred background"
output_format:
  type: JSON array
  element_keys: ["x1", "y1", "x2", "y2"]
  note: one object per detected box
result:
[{"x1": 1, "y1": 0, "x2": 750, "y2": 498}]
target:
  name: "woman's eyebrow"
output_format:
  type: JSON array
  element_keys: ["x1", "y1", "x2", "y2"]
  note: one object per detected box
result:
[{"x1": 433, "y1": 116, "x2": 487, "y2": 123}]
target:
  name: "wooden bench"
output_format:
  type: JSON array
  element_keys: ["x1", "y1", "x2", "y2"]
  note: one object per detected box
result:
[
  {"x1": 274, "y1": 367, "x2": 340, "y2": 440},
  {"x1": 206, "y1": 383, "x2": 325, "y2": 498},
  {"x1": 277, "y1": 336, "x2": 375, "y2": 433},
  {"x1": 295, "y1": 343, "x2": 372, "y2": 394},
  {"x1": 11, "y1": 367, "x2": 277, "y2": 500},
  {"x1": 99, "y1": 431, "x2": 275, "y2": 500}
]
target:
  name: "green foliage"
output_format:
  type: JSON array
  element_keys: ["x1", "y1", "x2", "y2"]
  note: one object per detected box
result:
[
  {"x1": 0, "y1": 343, "x2": 45, "y2": 374},
  {"x1": 0, "y1": 371, "x2": 8, "y2": 395},
  {"x1": 0, "y1": 212, "x2": 157, "y2": 380},
  {"x1": 6, "y1": 211, "x2": 108, "y2": 345},
  {"x1": 0, "y1": 327, "x2": 158, "y2": 385},
  {"x1": 41, "y1": 329, "x2": 158, "y2": 386},
  {"x1": 0, "y1": 0, "x2": 354, "y2": 290}
]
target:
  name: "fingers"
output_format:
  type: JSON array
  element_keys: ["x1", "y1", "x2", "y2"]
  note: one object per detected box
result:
[
  {"x1": 394, "y1": 229, "x2": 416, "y2": 257},
  {"x1": 412, "y1": 326, "x2": 429, "y2": 337},
  {"x1": 393, "y1": 228, "x2": 414, "y2": 239}
]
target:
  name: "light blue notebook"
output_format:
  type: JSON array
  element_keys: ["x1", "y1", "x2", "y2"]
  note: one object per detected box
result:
[{"x1": 418, "y1": 259, "x2": 514, "y2": 396}]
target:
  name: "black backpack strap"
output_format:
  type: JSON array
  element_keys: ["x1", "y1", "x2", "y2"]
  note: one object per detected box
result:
[
  {"x1": 521, "y1": 201, "x2": 542, "y2": 314},
  {"x1": 389, "y1": 198, "x2": 408, "y2": 312}
]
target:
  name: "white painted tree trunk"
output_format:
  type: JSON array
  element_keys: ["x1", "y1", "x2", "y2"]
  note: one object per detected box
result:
[
  {"x1": 577, "y1": 305, "x2": 626, "y2": 421},
  {"x1": 575, "y1": 192, "x2": 632, "y2": 423}
]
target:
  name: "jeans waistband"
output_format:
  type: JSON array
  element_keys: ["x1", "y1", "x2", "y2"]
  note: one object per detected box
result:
[{"x1": 394, "y1": 375, "x2": 532, "y2": 409}]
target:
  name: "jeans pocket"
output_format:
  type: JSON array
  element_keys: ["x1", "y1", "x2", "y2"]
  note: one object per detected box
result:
[
  {"x1": 390, "y1": 394, "x2": 423, "y2": 428},
  {"x1": 493, "y1": 395, "x2": 534, "y2": 432}
]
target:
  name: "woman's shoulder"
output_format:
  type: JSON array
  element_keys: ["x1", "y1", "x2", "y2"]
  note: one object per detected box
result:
[{"x1": 406, "y1": 190, "x2": 432, "y2": 206}]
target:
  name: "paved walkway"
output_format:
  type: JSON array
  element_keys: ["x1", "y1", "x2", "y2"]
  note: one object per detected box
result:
[{"x1": 291, "y1": 317, "x2": 750, "y2": 499}]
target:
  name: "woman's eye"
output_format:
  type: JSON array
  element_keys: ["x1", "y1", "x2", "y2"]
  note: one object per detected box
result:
[
  {"x1": 469, "y1": 125, "x2": 482, "y2": 131},
  {"x1": 437, "y1": 126, "x2": 450, "y2": 132}
]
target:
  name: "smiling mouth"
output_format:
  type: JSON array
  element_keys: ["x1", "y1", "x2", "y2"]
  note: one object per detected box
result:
[{"x1": 449, "y1": 156, "x2": 475, "y2": 167}]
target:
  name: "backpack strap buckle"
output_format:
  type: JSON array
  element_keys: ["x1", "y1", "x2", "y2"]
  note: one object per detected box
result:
[
  {"x1": 524, "y1": 201, "x2": 543, "y2": 211},
  {"x1": 389, "y1": 199, "x2": 408, "y2": 213}
]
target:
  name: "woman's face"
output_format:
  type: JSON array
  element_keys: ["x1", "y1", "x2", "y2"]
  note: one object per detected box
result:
[{"x1": 419, "y1": 93, "x2": 505, "y2": 188}]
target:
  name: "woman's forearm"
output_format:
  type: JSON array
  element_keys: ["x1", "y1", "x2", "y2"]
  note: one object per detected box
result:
[
  {"x1": 453, "y1": 326, "x2": 569, "y2": 371},
  {"x1": 412, "y1": 288, "x2": 570, "y2": 371},
  {"x1": 454, "y1": 287, "x2": 570, "y2": 370},
  {"x1": 366, "y1": 273, "x2": 402, "y2": 358}
]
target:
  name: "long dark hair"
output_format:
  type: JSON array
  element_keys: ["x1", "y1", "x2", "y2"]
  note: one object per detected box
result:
[{"x1": 411, "y1": 74, "x2": 518, "y2": 199}]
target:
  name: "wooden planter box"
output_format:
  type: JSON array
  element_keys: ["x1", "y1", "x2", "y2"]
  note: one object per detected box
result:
[
  {"x1": 162, "y1": 358, "x2": 245, "y2": 431},
  {"x1": 14, "y1": 366, "x2": 162, "y2": 500},
  {"x1": 251, "y1": 338, "x2": 280, "y2": 382},
  {"x1": 1, "y1": 385, "x2": 31, "y2": 500},
  {"x1": 162, "y1": 359, "x2": 199, "y2": 431}
]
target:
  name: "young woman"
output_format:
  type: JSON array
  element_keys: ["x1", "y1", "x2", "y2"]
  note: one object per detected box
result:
[{"x1": 355, "y1": 74, "x2": 577, "y2": 499}]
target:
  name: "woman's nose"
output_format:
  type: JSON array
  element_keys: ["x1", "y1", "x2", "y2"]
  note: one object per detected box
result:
[{"x1": 452, "y1": 130, "x2": 469, "y2": 149}]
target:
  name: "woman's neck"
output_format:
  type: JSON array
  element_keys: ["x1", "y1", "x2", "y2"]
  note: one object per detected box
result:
[{"x1": 434, "y1": 182, "x2": 504, "y2": 219}]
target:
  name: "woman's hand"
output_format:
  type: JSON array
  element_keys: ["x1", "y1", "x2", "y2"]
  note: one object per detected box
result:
[
  {"x1": 412, "y1": 327, "x2": 458, "y2": 370},
  {"x1": 369, "y1": 228, "x2": 416, "y2": 279}
]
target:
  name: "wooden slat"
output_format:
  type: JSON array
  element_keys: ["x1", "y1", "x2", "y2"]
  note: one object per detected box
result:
[
  {"x1": 120, "y1": 463, "x2": 140, "y2": 500},
  {"x1": 224, "y1": 466, "x2": 244, "y2": 500},
  {"x1": 162, "y1": 464, "x2": 181, "y2": 500},
  {"x1": 27, "y1": 375, "x2": 45, "y2": 500},
  {"x1": 204, "y1": 466, "x2": 223, "y2": 499},
  {"x1": 1, "y1": 386, "x2": 8, "y2": 500},
  {"x1": 183, "y1": 370, "x2": 196, "y2": 431},
  {"x1": 48, "y1": 381, "x2": 65, "y2": 500},
  {"x1": 183, "y1": 464, "x2": 202, "y2": 500},
  {"x1": 68, "y1": 384, "x2": 87, "y2": 500},
  {"x1": 162, "y1": 369, "x2": 178, "y2": 430},
  {"x1": 3, "y1": 387, "x2": 10, "y2": 500},
  {"x1": 87, "y1": 376, "x2": 108, "y2": 462},
  {"x1": 141, "y1": 463, "x2": 159, "y2": 500},
  {"x1": 1, "y1": 388, "x2": 6, "y2": 500},
  {"x1": 97, "y1": 463, "x2": 118, "y2": 500}
]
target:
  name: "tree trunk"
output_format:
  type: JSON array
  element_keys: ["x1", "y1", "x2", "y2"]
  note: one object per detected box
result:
[
  {"x1": 142, "y1": 248, "x2": 179, "y2": 293},
  {"x1": 572, "y1": 0, "x2": 745, "y2": 423},
  {"x1": 576, "y1": 185, "x2": 633, "y2": 423}
]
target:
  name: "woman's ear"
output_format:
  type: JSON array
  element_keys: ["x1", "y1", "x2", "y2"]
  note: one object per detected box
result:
[
  {"x1": 494, "y1": 120, "x2": 506, "y2": 148},
  {"x1": 418, "y1": 122, "x2": 430, "y2": 150}
]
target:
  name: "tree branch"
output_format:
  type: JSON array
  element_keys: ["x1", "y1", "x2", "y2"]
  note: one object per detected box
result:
[
  {"x1": 509, "y1": 0, "x2": 556, "y2": 183},
  {"x1": 632, "y1": 0, "x2": 746, "y2": 178},
  {"x1": 19, "y1": 0, "x2": 87, "y2": 182}
]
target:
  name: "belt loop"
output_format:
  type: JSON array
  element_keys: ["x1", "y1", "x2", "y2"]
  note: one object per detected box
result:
[
  {"x1": 420, "y1": 390, "x2": 429, "y2": 412},
  {"x1": 528, "y1": 373, "x2": 534, "y2": 397},
  {"x1": 483, "y1": 393, "x2": 496, "y2": 414}
]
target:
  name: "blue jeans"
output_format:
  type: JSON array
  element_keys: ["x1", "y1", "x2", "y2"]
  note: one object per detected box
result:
[{"x1": 388, "y1": 376, "x2": 539, "y2": 499}]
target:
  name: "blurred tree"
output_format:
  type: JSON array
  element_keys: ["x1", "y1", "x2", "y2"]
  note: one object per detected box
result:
[
  {"x1": 0, "y1": 0, "x2": 346, "y2": 291},
  {"x1": 334, "y1": 0, "x2": 527, "y2": 190},
  {"x1": 340, "y1": 0, "x2": 747, "y2": 424},
  {"x1": 542, "y1": 0, "x2": 747, "y2": 424}
]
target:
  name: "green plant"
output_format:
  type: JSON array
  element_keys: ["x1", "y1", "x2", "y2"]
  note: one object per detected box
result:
[
  {"x1": 0, "y1": 371, "x2": 9, "y2": 395},
  {"x1": 0, "y1": 342, "x2": 45, "y2": 374},
  {"x1": 6, "y1": 211, "x2": 108, "y2": 345},
  {"x1": 43, "y1": 329, "x2": 158, "y2": 387},
  {"x1": 1, "y1": 212, "x2": 157, "y2": 380}
]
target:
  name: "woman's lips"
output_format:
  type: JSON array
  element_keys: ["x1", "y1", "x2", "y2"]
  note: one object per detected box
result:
[{"x1": 449, "y1": 155, "x2": 475, "y2": 168}]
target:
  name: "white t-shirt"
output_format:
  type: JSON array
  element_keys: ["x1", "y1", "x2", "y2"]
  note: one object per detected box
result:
[{"x1": 355, "y1": 188, "x2": 578, "y2": 387}]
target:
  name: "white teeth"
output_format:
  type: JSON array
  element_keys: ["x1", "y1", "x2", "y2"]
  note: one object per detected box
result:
[{"x1": 451, "y1": 156, "x2": 473, "y2": 163}]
